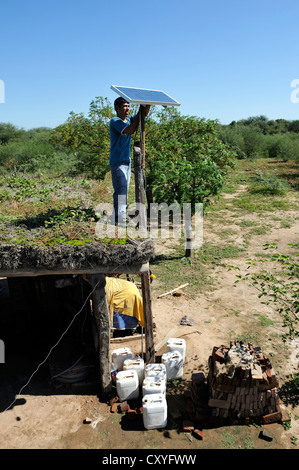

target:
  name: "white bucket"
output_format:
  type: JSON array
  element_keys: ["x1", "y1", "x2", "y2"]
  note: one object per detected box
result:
[
  {"x1": 142, "y1": 376, "x2": 166, "y2": 396},
  {"x1": 161, "y1": 351, "x2": 184, "y2": 381},
  {"x1": 116, "y1": 369, "x2": 139, "y2": 402},
  {"x1": 112, "y1": 347, "x2": 132, "y2": 371},
  {"x1": 142, "y1": 393, "x2": 167, "y2": 430},
  {"x1": 167, "y1": 338, "x2": 186, "y2": 362},
  {"x1": 144, "y1": 363, "x2": 167, "y2": 381},
  {"x1": 123, "y1": 358, "x2": 144, "y2": 384}
]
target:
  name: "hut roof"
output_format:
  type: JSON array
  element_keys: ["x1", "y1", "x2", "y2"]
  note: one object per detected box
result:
[{"x1": 0, "y1": 239, "x2": 155, "y2": 276}]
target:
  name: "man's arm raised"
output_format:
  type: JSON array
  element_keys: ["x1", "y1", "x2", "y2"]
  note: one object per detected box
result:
[{"x1": 122, "y1": 105, "x2": 151, "y2": 135}]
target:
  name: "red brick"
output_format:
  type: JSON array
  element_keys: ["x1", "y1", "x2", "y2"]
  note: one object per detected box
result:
[
  {"x1": 109, "y1": 396, "x2": 119, "y2": 406},
  {"x1": 193, "y1": 429, "x2": 205, "y2": 440},
  {"x1": 262, "y1": 411, "x2": 282, "y2": 424},
  {"x1": 208, "y1": 398, "x2": 231, "y2": 409},
  {"x1": 126, "y1": 409, "x2": 137, "y2": 420},
  {"x1": 212, "y1": 346, "x2": 228, "y2": 363},
  {"x1": 119, "y1": 402, "x2": 130, "y2": 413},
  {"x1": 182, "y1": 420, "x2": 194, "y2": 432},
  {"x1": 110, "y1": 403, "x2": 118, "y2": 413}
]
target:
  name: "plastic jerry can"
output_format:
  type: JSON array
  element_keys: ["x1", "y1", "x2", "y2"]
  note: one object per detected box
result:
[
  {"x1": 142, "y1": 393, "x2": 167, "y2": 430},
  {"x1": 144, "y1": 363, "x2": 167, "y2": 381},
  {"x1": 142, "y1": 376, "x2": 166, "y2": 396},
  {"x1": 167, "y1": 338, "x2": 186, "y2": 362},
  {"x1": 161, "y1": 351, "x2": 184, "y2": 381},
  {"x1": 116, "y1": 370, "x2": 139, "y2": 402},
  {"x1": 112, "y1": 347, "x2": 132, "y2": 371},
  {"x1": 123, "y1": 358, "x2": 144, "y2": 384}
]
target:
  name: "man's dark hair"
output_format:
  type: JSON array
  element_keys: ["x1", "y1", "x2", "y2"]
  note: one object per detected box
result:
[{"x1": 114, "y1": 97, "x2": 129, "y2": 109}]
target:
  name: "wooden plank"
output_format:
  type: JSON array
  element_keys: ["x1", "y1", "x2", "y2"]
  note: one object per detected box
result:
[
  {"x1": 133, "y1": 141, "x2": 147, "y2": 232},
  {"x1": 110, "y1": 332, "x2": 156, "y2": 343},
  {"x1": 141, "y1": 271, "x2": 155, "y2": 363},
  {"x1": 140, "y1": 105, "x2": 146, "y2": 166},
  {"x1": 154, "y1": 328, "x2": 178, "y2": 353},
  {"x1": 157, "y1": 283, "x2": 189, "y2": 299},
  {"x1": 88, "y1": 273, "x2": 112, "y2": 396},
  {"x1": 1, "y1": 262, "x2": 150, "y2": 278}
]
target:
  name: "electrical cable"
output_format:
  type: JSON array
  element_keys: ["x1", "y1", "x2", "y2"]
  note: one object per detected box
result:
[{"x1": 1, "y1": 276, "x2": 102, "y2": 416}]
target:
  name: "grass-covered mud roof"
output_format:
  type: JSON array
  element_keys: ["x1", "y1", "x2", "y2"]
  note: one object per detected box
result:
[
  {"x1": 0, "y1": 174, "x2": 154, "y2": 273},
  {"x1": 0, "y1": 239, "x2": 155, "y2": 272}
]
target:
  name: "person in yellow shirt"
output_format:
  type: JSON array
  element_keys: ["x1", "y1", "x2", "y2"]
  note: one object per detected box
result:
[{"x1": 105, "y1": 277, "x2": 144, "y2": 331}]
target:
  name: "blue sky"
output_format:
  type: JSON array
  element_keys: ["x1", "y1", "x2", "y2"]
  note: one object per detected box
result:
[{"x1": 0, "y1": 0, "x2": 298, "y2": 129}]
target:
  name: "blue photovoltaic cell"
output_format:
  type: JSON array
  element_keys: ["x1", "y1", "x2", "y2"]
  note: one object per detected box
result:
[{"x1": 111, "y1": 85, "x2": 180, "y2": 106}]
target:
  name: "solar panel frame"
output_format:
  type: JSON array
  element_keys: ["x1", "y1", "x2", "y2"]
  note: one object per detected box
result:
[{"x1": 111, "y1": 85, "x2": 180, "y2": 107}]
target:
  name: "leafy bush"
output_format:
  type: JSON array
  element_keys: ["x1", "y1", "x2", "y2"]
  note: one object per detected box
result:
[
  {"x1": 220, "y1": 116, "x2": 299, "y2": 162},
  {"x1": 230, "y1": 243, "x2": 299, "y2": 342},
  {"x1": 265, "y1": 134, "x2": 299, "y2": 162},
  {"x1": 50, "y1": 97, "x2": 112, "y2": 179},
  {"x1": 250, "y1": 172, "x2": 291, "y2": 196}
]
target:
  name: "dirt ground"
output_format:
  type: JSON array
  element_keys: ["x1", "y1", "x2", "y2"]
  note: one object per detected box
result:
[{"x1": 0, "y1": 185, "x2": 298, "y2": 452}]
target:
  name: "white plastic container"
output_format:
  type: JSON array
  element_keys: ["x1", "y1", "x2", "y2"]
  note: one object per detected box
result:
[
  {"x1": 116, "y1": 370, "x2": 139, "y2": 402},
  {"x1": 161, "y1": 351, "x2": 184, "y2": 381},
  {"x1": 167, "y1": 338, "x2": 186, "y2": 362},
  {"x1": 144, "y1": 363, "x2": 167, "y2": 381},
  {"x1": 112, "y1": 347, "x2": 132, "y2": 371},
  {"x1": 142, "y1": 376, "x2": 166, "y2": 396},
  {"x1": 123, "y1": 358, "x2": 144, "y2": 384},
  {"x1": 142, "y1": 393, "x2": 167, "y2": 430}
]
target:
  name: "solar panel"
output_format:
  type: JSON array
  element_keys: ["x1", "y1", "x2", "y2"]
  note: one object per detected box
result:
[{"x1": 111, "y1": 85, "x2": 180, "y2": 107}]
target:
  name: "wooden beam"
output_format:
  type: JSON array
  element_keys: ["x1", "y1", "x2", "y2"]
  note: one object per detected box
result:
[
  {"x1": 87, "y1": 273, "x2": 112, "y2": 396},
  {"x1": 141, "y1": 271, "x2": 155, "y2": 363},
  {"x1": 133, "y1": 142, "x2": 147, "y2": 232},
  {"x1": 154, "y1": 327, "x2": 178, "y2": 353},
  {"x1": 140, "y1": 105, "x2": 146, "y2": 166},
  {"x1": 0, "y1": 262, "x2": 150, "y2": 278},
  {"x1": 110, "y1": 332, "x2": 156, "y2": 344},
  {"x1": 157, "y1": 283, "x2": 189, "y2": 299}
]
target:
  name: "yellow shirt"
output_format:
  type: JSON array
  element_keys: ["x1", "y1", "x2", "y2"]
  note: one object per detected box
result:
[{"x1": 105, "y1": 277, "x2": 144, "y2": 328}]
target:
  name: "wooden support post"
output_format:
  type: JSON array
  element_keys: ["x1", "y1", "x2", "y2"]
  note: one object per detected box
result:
[
  {"x1": 140, "y1": 105, "x2": 146, "y2": 166},
  {"x1": 185, "y1": 220, "x2": 193, "y2": 258},
  {"x1": 141, "y1": 271, "x2": 155, "y2": 363},
  {"x1": 133, "y1": 142, "x2": 147, "y2": 232},
  {"x1": 88, "y1": 273, "x2": 112, "y2": 396},
  {"x1": 135, "y1": 107, "x2": 154, "y2": 362},
  {"x1": 133, "y1": 142, "x2": 145, "y2": 206}
]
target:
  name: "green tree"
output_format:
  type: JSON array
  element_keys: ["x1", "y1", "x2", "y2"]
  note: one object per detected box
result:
[
  {"x1": 288, "y1": 120, "x2": 299, "y2": 133},
  {"x1": 50, "y1": 97, "x2": 113, "y2": 179},
  {"x1": 144, "y1": 107, "x2": 236, "y2": 210},
  {"x1": 0, "y1": 123, "x2": 26, "y2": 145}
]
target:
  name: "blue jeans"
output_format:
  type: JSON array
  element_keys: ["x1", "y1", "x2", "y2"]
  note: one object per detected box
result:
[{"x1": 110, "y1": 161, "x2": 131, "y2": 224}]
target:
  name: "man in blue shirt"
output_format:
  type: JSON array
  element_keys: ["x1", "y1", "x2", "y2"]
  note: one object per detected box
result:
[{"x1": 109, "y1": 97, "x2": 150, "y2": 226}]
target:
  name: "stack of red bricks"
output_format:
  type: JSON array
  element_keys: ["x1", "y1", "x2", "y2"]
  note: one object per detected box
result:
[{"x1": 206, "y1": 341, "x2": 282, "y2": 424}]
